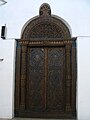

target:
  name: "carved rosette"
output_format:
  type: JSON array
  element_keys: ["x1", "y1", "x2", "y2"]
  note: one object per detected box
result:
[{"x1": 39, "y1": 3, "x2": 51, "y2": 16}]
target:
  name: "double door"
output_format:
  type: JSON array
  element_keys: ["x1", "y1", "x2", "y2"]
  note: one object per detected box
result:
[
  {"x1": 26, "y1": 47, "x2": 65, "y2": 112},
  {"x1": 15, "y1": 41, "x2": 76, "y2": 118}
]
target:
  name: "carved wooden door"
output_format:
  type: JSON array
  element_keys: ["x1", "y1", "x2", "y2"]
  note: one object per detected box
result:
[
  {"x1": 15, "y1": 3, "x2": 77, "y2": 118},
  {"x1": 26, "y1": 47, "x2": 65, "y2": 112},
  {"x1": 15, "y1": 39, "x2": 77, "y2": 119}
]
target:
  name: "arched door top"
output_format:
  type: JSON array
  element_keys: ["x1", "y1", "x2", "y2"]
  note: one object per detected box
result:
[{"x1": 21, "y1": 3, "x2": 72, "y2": 40}]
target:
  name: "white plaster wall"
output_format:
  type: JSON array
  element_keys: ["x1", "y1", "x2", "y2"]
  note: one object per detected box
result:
[
  {"x1": 77, "y1": 37, "x2": 90, "y2": 120},
  {"x1": 0, "y1": 38, "x2": 16, "y2": 119}
]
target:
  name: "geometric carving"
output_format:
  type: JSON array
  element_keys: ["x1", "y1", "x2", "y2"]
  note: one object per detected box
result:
[
  {"x1": 21, "y1": 18, "x2": 71, "y2": 39},
  {"x1": 21, "y1": 3, "x2": 71, "y2": 40},
  {"x1": 27, "y1": 47, "x2": 66, "y2": 111},
  {"x1": 29, "y1": 23, "x2": 69, "y2": 39},
  {"x1": 27, "y1": 48, "x2": 45, "y2": 110},
  {"x1": 47, "y1": 48, "x2": 65, "y2": 111},
  {"x1": 21, "y1": 16, "x2": 71, "y2": 39}
]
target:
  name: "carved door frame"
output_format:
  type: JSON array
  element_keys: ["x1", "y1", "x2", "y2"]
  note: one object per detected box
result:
[{"x1": 15, "y1": 38, "x2": 77, "y2": 118}]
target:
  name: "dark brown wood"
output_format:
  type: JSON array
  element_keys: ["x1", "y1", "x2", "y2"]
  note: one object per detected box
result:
[
  {"x1": 65, "y1": 44, "x2": 72, "y2": 112},
  {"x1": 15, "y1": 3, "x2": 77, "y2": 119},
  {"x1": 71, "y1": 39, "x2": 77, "y2": 114},
  {"x1": 20, "y1": 46, "x2": 27, "y2": 109},
  {"x1": 15, "y1": 42, "x2": 21, "y2": 110}
]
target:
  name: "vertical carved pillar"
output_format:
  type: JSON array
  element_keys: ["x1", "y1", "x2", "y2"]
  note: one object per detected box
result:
[
  {"x1": 65, "y1": 42, "x2": 72, "y2": 112},
  {"x1": 71, "y1": 39, "x2": 77, "y2": 114},
  {"x1": 20, "y1": 45, "x2": 27, "y2": 109},
  {"x1": 15, "y1": 42, "x2": 21, "y2": 110}
]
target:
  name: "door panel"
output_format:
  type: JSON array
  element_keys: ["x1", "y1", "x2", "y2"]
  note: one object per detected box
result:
[
  {"x1": 27, "y1": 48, "x2": 45, "y2": 110},
  {"x1": 47, "y1": 48, "x2": 65, "y2": 111}
]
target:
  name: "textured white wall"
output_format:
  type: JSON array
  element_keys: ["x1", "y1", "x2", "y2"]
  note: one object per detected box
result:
[
  {"x1": 0, "y1": 39, "x2": 16, "y2": 118},
  {"x1": 77, "y1": 37, "x2": 90, "y2": 120}
]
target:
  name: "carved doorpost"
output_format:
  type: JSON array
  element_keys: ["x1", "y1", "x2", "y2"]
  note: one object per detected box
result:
[
  {"x1": 15, "y1": 42, "x2": 21, "y2": 110},
  {"x1": 20, "y1": 45, "x2": 27, "y2": 109},
  {"x1": 65, "y1": 41, "x2": 72, "y2": 112}
]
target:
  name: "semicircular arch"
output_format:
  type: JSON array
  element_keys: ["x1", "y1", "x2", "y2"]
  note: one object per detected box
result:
[{"x1": 21, "y1": 3, "x2": 72, "y2": 40}]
